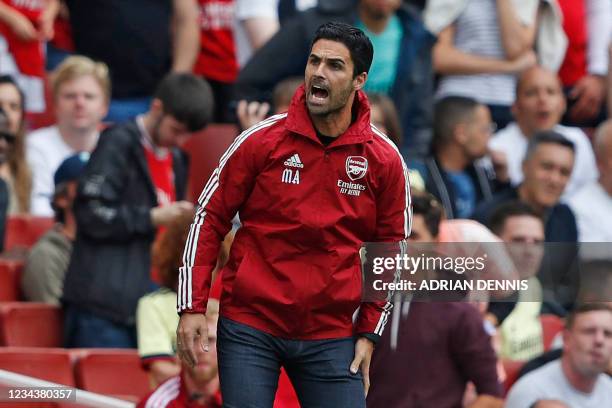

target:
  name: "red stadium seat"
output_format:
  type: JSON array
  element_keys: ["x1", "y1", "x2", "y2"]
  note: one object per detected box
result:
[
  {"x1": 540, "y1": 314, "x2": 565, "y2": 351},
  {"x1": 182, "y1": 124, "x2": 239, "y2": 201},
  {"x1": 73, "y1": 349, "x2": 149, "y2": 401},
  {"x1": 4, "y1": 216, "x2": 54, "y2": 252},
  {"x1": 501, "y1": 359, "x2": 526, "y2": 396},
  {"x1": 0, "y1": 302, "x2": 63, "y2": 347},
  {"x1": 0, "y1": 347, "x2": 75, "y2": 386},
  {"x1": 0, "y1": 261, "x2": 24, "y2": 301}
]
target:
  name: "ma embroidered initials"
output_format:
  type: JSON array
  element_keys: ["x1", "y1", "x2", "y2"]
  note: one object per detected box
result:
[{"x1": 282, "y1": 168, "x2": 300, "y2": 184}]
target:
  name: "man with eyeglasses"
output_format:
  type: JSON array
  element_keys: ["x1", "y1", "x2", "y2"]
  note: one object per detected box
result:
[{"x1": 410, "y1": 95, "x2": 505, "y2": 219}]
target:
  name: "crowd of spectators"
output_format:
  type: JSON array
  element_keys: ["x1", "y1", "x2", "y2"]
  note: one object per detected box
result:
[{"x1": 0, "y1": 0, "x2": 611, "y2": 407}]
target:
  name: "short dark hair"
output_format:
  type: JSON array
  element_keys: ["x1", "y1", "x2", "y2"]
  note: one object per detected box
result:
[
  {"x1": 310, "y1": 22, "x2": 373, "y2": 77},
  {"x1": 433, "y1": 96, "x2": 480, "y2": 149},
  {"x1": 153, "y1": 73, "x2": 214, "y2": 132},
  {"x1": 566, "y1": 303, "x2": 612, "y2": 330},
  {"x1": 411, "y1": 192, "x2": 444, "y2": 237},
  {"x1": 488, "y1": 200, "x2": 542, "y2": 235},
  {"x1": 524, "y1": 130, "x2": 575, "y2": 162}
]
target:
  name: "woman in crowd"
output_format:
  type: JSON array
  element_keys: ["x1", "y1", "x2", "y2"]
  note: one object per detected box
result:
[{"x1": 0, "y1": 75, "x2": 31, "y2": 214}]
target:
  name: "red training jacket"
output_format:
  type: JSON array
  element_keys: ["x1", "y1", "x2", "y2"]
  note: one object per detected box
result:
[{"x1": 178, "y1": 86, "x2": 411, "y2": 340}]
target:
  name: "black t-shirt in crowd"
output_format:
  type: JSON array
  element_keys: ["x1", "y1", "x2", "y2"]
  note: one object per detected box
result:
[{"x1": 65, "y1": 0, "x2": 172, "y2": 99}]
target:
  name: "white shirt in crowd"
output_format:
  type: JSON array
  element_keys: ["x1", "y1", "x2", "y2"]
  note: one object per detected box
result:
[
  {"x1": 26, "y1": 126, "x2": 98, "y2": 216},
  {"x1": 505, "y1": 360, "x2": 612, "y2": 408},
  {"x1": 489, "y1": 122, "x2": 598, "y2": 199},
  {"x1": 568, "y1": 180, "x2": 612, "y2": 243},
  {"x1": 234, "y1": 0, "x2": 315, "y2": 66}
]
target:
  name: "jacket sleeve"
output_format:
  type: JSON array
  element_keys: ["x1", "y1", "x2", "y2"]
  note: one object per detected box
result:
[
  {"x1": 355, "y1": 148, "x2": 412, "y2": 339},
  {"x1": 177, "y1": 122, "x2": 269, "y2": 314},
  {"x1": 74, "y1": 131, "x2": 156, "y2": 243}
]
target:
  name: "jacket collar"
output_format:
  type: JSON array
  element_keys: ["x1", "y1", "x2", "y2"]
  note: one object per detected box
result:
[{"x1": 285, "y1": 84, "x2": 373, "y2": 148}]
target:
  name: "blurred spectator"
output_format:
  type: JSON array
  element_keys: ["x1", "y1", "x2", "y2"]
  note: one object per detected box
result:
[
  {"x1": 0, "y1": 75, "x2": 30, "y2": 214},
  {"x1": 609, "y1": 45, "x2": 612, "y2": 119},
  {"x1": 428, "y1": 0, "x2": 537, "y2": 129},
  {"x1": 234, "y1": 0, "x2": 280, "y2": 67},
  {"x1": 368, "y1": 92, "x2": 402, "y2": 147},
  {"x1": 411, "y1": 96, "x2": 501, "y2": 219},
  {"x1": 65, "y1": 0, "x2": 200, "y2": 123},
  {"x1": 277, "y1": 0, "x2": 318, "y2": 23},
  {"x1": 62, "y1": 73, "x2": 213, "y2": 348},
  {"x1": 46, "y1": 0, "x2": 74, "y2": 71},
  {"x1": 506, "y1": 303, "x2": 612, "y2": 407},
  {"x1": 0, "y1": 109, "x2": 12, "y2": 250},
  {"x1": 530, "y1": 401, "x2": 570, "y2": 408},
  {"x1": 0, "y1": 0, "x2": 59, "y2": 113},
  {"x1": 26, "y1": 56, "x2": 109, "y2": 216},
  {"x1": 568, "y1": 120, "x2": 612, "y2": 243},
  {"x1": 557, "y1": 0, "x2": 611, "y2": 127},
  {"x1": 473, "y1": 131, "x2": 577, "y2": 243},
  {"x1": 137, "y1": 211, "x2": 193, "y2": 387},
  {"x1": 236, "y1": 76, "x2": 302, "y2": 129},
  {"x1": 488, "y1": 201, "x2": 546, "y2": 360},
  {"x1": 235, "y1": 0, "x2": 435, "y2": 157},
  {"x1": 195, "y1": 0, "x2": 238, "y2": 122},
  {"x1": 137, "y1": 298, "x2": 222, "y2": 408},
  {"x1": 21, "y1": 152, "x2": 88, "y2": 305},
  {"x1": 368, "y1": 302, "x2": 503, "y2": 407},
  {"x1": 489, "y1": 66, "x2": 598, "y2": 198},
  {"x1": 137, "y1": 210, "x2": 232, "y2": 387}
]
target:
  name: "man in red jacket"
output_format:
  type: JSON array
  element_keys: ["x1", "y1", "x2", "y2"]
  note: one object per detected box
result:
[{"x1": 177, "y1": 22, "x2": 411, "y2": 407}]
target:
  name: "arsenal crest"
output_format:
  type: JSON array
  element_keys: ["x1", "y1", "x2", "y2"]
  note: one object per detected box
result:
[{"x1": 345, "y1": 156, "x2": 368, "y2": 181}]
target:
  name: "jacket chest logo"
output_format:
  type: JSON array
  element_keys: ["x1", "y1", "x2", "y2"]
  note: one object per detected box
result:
[
  {"x1": 346, "y1": 156, "x2": 368, "y2": 181},
  {"x1": 281, "y1": 153, "x2": 302, "y2": 184}
]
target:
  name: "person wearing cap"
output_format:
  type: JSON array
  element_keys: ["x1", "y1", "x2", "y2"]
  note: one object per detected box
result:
[{"x1": 21, "y1": 152, "x2": 89, "y2": 305}]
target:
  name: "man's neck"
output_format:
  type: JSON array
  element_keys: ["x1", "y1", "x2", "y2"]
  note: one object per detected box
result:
[
  {"x1": 58, "y1": 124, "x2": 98, "y2": 152},
  {"x1": 517, "y1": 184, "x2": 546, "y2": 214},
  {"x1": 436, "y1": 145, "x2": 470, "y2": 172},
  {"x1": 310, "y1": 106, "x2": 353, "y2": 138},
  {"x1": 561, "y1": 356, "x2": 599, "y2": 394},
  {"x1": 184, "y1": 374, "x2": 220, "y2": 405},
  {"x1": 358, "y1": 5, "x2": 393, "y2": 34}
]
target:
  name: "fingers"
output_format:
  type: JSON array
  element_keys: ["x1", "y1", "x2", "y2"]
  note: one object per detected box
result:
[
  {"x1": 237, "y1": 100, "x2": 270, "y2": 129},
  {"x1": 362, "y1": 358, "x2": 371, "y2": 398},
  {"x1": 350, "y1": 352, "x2": 362, "y2": 375},
  {"x1": 177, "y1": 326, "x2": 197, "y2": 368}
]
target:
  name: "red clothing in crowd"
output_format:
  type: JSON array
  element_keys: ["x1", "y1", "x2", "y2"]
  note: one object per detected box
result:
[
  {"x1": 137, "y1": 375, "x2": 222, "y2": 408},
  {"x1": 0, "y1": 0, "x2": 45, "y2": 77},
  {"x1": 178, "y1": 86, "x2": 411, "y2": 340},
  {"x1": 195, "y1": 0, "x2": 238, "y2": 83},
  {"x1": 557, "y1": 0, "x2": 588, "y2": 86},
  {"x1": 143, "y1": 146, "x2": 176, "y2": 207}
]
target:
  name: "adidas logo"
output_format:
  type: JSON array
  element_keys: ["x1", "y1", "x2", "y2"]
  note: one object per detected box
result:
[{"x1": 283, "y1": 153, "x2": 304, "y2": 168}]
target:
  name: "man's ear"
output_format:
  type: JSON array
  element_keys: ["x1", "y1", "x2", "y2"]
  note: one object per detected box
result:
[
  {"x1": 454, "y1": 123, "x2": 468, "y2": 145},
  {"x1": 353, "y1": 72, "x2": 367, "y2": 91}
]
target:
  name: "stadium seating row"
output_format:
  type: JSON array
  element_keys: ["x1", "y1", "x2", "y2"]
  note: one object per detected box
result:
[{"x1": 0, "y1": 347, "x2": 149, "y2": 404}]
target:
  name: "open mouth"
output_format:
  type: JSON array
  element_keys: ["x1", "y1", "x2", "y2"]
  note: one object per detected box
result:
[{"x1": 310, "y1": 84, "x2": 329, "y2": 101}]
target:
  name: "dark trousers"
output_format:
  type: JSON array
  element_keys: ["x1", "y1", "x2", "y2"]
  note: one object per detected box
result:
[
  {"x1": 217, "y1": 317, "x2": 366, "y2": 408},
  {"x1": 63, "y1": 304, "x2": 136, "y2": 348}
]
